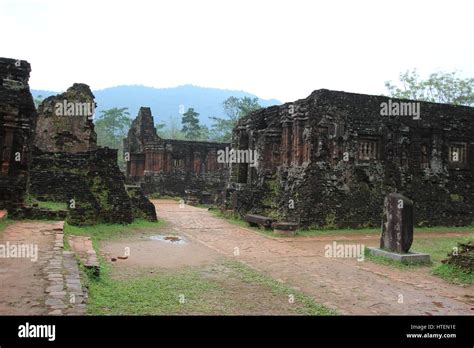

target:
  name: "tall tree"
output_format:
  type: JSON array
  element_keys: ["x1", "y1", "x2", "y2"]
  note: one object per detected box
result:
[
  {"x1": 94, "y1": 107, "x2": 131, "y2": 168},
  {"x1": 210, "y1": 96, "x2": 261, "y2": 142},
  {"x1": 156, "y1": 115, "x2": 185, "y2": 140},
  {"x1": 181, "y1": 108, "x2": 201, "y2": 140},
  {"x1": 197, "y1": 125, "x2": 210, "y2": 141},
  {"x1": 385, "y1": 69, "x2": 474, "y2": 106}
]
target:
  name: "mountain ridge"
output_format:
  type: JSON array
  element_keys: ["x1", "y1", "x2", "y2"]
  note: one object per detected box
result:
[{"x1": 31, "y1": 84, "x2": 281, "y2": 127}]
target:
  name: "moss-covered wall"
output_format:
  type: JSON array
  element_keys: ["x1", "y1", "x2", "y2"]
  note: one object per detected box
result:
[
  {"x1": 229, "y1": 89, "x2": 474, "y2": 228},
  {"x1": 30, "y1": 147, "x2": 136, "y2": 225}
]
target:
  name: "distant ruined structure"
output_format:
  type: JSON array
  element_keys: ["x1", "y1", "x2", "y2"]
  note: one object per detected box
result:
[
  {"x1": 0, "y1": 58, "x2": 37, "y2": 210},
  {"x1": 124, "y1": 107, "x2": 229, "y2": 201},
  {"x1": 228, "y1": 89, "x2": 474, "y2": 228}
]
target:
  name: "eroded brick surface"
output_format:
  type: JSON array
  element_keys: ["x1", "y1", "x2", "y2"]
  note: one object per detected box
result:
[
  {"x1": 0, "y1": 58, "x2": 37, "y2": 210},
  {"x1": 228, "y1": 89, "x2": 474, "y2": 228}
]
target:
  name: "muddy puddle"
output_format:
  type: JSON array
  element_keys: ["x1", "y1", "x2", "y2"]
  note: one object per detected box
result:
[{"x1": 149, "y1": 235, "x2": 186, "y2": 245}]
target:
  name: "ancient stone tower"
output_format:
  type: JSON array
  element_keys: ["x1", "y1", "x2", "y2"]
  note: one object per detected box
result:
[{"x1": 0, "y1": 58, "x2": 37, "y2": 210}]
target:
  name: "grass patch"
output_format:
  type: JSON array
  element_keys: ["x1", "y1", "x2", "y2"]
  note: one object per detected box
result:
[
  {"x1": 0, "y1": 218, "x2": 11, "y2": 234},
  {"x1": 210, "y1": 210, "x2": 255, "y2": 229},
  {"x1": 147, "y1": 193, "x2": 181, "y2": 200},
  {"x1": 87, "y1": 264, "x2": 221, "y2": 315},
  {"x1": 86, "y1": 258, "x2": 336, "y2": 315},
  {"x1": 64, "y1": 219, "x2": 165, "y2": 252},
  {"x1": 293, "y1": 227, "x2": 377, "y2": 237},
  {"x1": 364, "y1": 236, "x2": 474, "y2": 284},
  {"x1": 288, "y1": 225, "x2": 474, "y2": 238},
  {"x1": 26, "y1": 197, "x2": 67, "y2": 211},
  {"x1": 411, "y1": 236, "x2": 472, "y2": 264},
  {"x1": 432, "y1": 264, "x2": 473, "y2": 285},
  {"x1": 223, "y1": 260, "x2": 337, "y2": 315}
]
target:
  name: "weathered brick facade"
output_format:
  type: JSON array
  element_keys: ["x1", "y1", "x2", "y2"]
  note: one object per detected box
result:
[
  {"x1": 0, "y1": 58, "x2": 37, "y2": 210},
  {"x1": 124, "y1": 107, "x2": 229, "y2": 200},
  {"x1": 229, "y1": 89, "x2": 474, "y2": 228}
]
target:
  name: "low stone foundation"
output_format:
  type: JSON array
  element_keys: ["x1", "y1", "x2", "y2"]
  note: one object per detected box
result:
[{"x1": 10, "y1": 206, "x2": 67, "y2": 221}]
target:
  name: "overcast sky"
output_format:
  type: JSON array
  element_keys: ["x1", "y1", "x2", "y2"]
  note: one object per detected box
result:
[{"x1": 1, "y1": 0, "x2": 472, "y2": 102}]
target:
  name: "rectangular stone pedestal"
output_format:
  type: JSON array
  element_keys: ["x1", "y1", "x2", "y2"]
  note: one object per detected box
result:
[{"x1": 368, "y1": 247, "x2": 431, "y2": 264}]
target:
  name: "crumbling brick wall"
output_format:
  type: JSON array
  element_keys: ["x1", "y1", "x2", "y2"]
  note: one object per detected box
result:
[
  {"x1": 0, "y1": 58, "x2": 37, "y2": 210},
  {"x1": 230, "y1": 89, "x2": 474, "y2": 228},
  {"x1": 30, "y1": 85, "x2": 155, "y2": 225},
  {"x1": 34, "y1": 83, "x2": 97, "y2": 153},
  {"x1": 125, "y1": 185, "x2": 157, "y2": 221}
]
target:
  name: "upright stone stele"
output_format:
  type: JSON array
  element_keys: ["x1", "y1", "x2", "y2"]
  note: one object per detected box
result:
[
  {"x1": 368, "y1": 193, "x2": 430, "y2": 264},
  {"x1": 380, "y1": 193, "x2": 413, "y2": 253}
]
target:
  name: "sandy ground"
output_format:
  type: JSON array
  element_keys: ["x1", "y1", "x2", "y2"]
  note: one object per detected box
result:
[
  {"x1": 147, "y1": 199, "x2": 474, "y2": 315},
  {"x1": 101, "y1": 233, "x2": 222, "y2": 270},
  {"x1": 0, "y1": 221, "x2": 55, "y2": 315}
]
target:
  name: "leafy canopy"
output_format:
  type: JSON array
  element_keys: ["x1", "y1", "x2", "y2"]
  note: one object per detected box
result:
[
  {"x1": 385, "y1": 70, "x2": 474, "y2": 106},
  {"x1": 210, "y1": 96, "x2": 261, "y2": 142}
]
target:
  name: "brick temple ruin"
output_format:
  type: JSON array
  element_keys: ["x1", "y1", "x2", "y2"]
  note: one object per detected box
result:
[
  {"x1": 124, "y1": 107, "x2": 229, "y2": 202},
  {"x1": 228, "y1": 89, "x2": 474, "y2": 228},
  {"x1": 0, "y1": 58, "x2": 37, "y2": 210}
]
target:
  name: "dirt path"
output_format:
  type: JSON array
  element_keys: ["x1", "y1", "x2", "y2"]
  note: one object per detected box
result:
[
  {"x1": 153, "y1": 199, "x2": 474, "y2": 315},
  {"x1": 0, "y1": 221, "x2": 55, "y2": 314}
]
